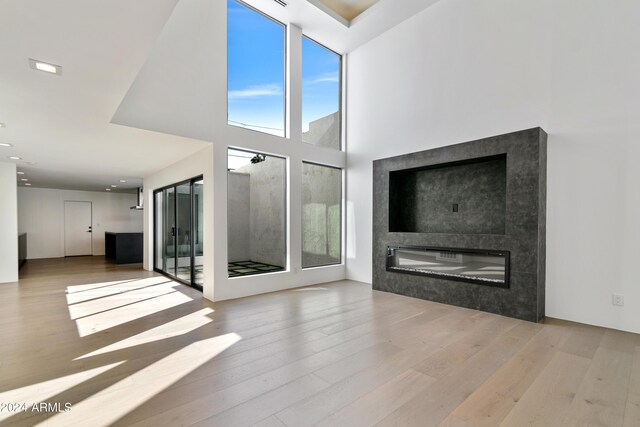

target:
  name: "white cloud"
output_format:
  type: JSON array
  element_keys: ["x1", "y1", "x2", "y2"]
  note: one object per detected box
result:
[
  {"x1": 228, "y1": 84, "x2": 282, "y2": 100},
  {"x1": 308, "y1": 72, "x2": 339, "y2": 84}
]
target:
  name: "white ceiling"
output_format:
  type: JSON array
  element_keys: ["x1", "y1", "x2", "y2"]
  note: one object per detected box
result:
[
  {"x1": 0, "y1": 0, "x2": 440, "y2": 193},
  {"x1": 0, "y1": 0, "x2": 209, "y2": 193}
]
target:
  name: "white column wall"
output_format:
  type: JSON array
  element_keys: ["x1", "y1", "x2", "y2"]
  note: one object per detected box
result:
[{"x1": 0, "y1": 162, "x2": 18, "y2": 283}]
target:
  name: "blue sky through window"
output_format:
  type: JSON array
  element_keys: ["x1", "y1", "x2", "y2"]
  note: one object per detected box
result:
[
  {"x1": 228, "y1": 1, "x2": 341, "y2": 140},
  {"x1": 227, "y1": 0, "x2": 285, "y2": 136},
  {"x1": 302, "y1": 37, "x2": 340, "y2": 134}
]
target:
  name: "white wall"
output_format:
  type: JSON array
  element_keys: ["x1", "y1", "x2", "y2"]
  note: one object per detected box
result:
[
  {"x1": 17, "y1": 187, "x2": 142, "y2": 259},
  {"x1": 346, "y1": 0, "x2": 640, "y2": 333},
  {"x1": 0, "y1": 162, "x2": 18, "y2": 283}
]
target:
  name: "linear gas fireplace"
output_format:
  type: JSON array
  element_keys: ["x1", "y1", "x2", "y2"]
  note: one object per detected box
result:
[{"x1": 386, "y1": 246, "x2": 509, "y2": 288}]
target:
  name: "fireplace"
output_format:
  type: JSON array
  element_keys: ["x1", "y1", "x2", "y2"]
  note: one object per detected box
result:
[
  {"x1": 386, "y1": 246, "x2": 509, "y2": 288},
  {"x1": 372, "y1": 128, "x2": 547, "y2": 322}
]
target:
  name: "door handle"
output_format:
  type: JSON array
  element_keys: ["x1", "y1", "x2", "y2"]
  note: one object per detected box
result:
[
  {"x1": 171, "y1": 227, "x2": 176, "y2": 237},
  {"x1": 86, "y1": 230, "x2": 92, "y2": 233}
]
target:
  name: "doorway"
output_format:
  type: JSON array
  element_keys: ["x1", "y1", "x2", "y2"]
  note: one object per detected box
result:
[
  {"x1": 64, "y1": 201, "x2": 92, "y2": 256},
  {"x1": 154, "y1": 177, "x2": 203, "y2": 291}
]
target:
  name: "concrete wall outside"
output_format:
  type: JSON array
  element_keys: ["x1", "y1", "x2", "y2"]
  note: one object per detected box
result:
[
  {"x1": 227, "y1": 172, "x2": 250, "y2": 262},
  {"x1": 228, "y1": 159, "x2": 341, "y2": 269},
  {"x1": 235, "y1": 157, "x2": 287, "y2": 267},
  {"x1": 302, "y1": 163, "x2": 341, "y2": 267},
  {"x1": 303, "y1": 112, "x2": 340, "y2": 150}
]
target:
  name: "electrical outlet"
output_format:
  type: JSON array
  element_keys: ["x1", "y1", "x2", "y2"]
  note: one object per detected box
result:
[{"x1": 612, "y1": 293, "x2": 624, "y2": 306}]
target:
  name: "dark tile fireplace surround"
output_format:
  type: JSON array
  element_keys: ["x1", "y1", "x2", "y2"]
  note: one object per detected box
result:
[{"x1": 373, "y1": 128, "x2": 547, "y2": 322}]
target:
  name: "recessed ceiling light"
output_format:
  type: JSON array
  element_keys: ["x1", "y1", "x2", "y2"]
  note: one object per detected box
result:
[
  {"x1": 8, "y1": 156, "x2": 21, "y2": 160},
  {"x1": 28, "y1": 58, "x2": 62, "y2": 75},
  {"x1": 111, "y1": 184, "x2": 117, "y2": 188},
  {"x1": 119, "y1": 179, "x2": 126, "y2": 183},
  {"x1": 20, "y1": 178, "x2": 28, "y2": 181},
  {"x1": 106, "y1": 188, "x2": 111, "y2": 191},
  {"x1": 0, "y1": 142, "x2": 12, "y2": 147},
  {"x1": 25, "y1": 183, "x2": 31, "y2": 186},
  {"x1": 0, "y1": 123, "x2": 5, "y2": 128},
  {"x1": 17, "y1": 171, "x2": 24, "y2": 175}
]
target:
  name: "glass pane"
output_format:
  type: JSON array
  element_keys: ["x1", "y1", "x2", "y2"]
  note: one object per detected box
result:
[
  {"x1": 176, "y1": 183, "x2": 192, "y2": 284},
  {"x1": 302, "y1": 163, "x2": 342, "y2": 268},
  {"x1": 387, "y1": 247, "x2": 508, "y2": 286},
  {"x1": 302, "y1": 36, "x2": 341, "y2": 150},
  {"x1": 227, "y1": 0, "x2": 285, "y2": 137},
  {"x1": 154, "y1": 191, "x2": 164, "y2": 270},
  {"x1": 227, "y1": 149, "x2": 286, "y2": 277},
  {"x1": 193, "y1": 179, "x2": 204, "y2": 287},
  {"x1": 164, "y1": 187, "x2": 176, "y2": 277}
]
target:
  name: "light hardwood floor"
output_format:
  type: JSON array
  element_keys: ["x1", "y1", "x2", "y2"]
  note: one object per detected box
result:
[{"x1": 1, "y1": 257, "x2": 639, "y2": 426}]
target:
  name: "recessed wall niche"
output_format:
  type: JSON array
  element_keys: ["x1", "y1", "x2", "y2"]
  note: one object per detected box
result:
[{"x1": 389, "y1": 155, "x2": 506, "y2": 235}]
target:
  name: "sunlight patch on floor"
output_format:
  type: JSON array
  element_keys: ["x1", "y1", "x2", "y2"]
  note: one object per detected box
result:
[
  {"x1": 75, "y1": 308, "x2": 215, "y2": 360},
  {"x1": 66, "y1": 277, "x2": 170, "y2": 305},
  {"x1": 45, "y1": 333, "x2": 242, "y2": 427},
  {"x1": 71, "y1": 286, "x2": 193, "y2": 337},
  {"x1": 65, "y1": 279, "x2": 138, "y2": 294},
  {"x1": 0, "y1": 362, "x2": 125, "y2": 422},
  {"x1": 292, "y1": 287, "x2": 329, "y2": 292},
  {"x1": 67, "y1": 281, "x2": 184, "y2": 320}
]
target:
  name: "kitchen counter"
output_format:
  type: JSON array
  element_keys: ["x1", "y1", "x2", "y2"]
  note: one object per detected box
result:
[{"x1": 105, "y1": 232, "x2": 143, "y2": 264}]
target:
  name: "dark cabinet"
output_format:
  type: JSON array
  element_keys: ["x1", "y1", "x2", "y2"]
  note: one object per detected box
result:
[{"x1": 105, "y1": 232, "x2": 143, "y2": 264}]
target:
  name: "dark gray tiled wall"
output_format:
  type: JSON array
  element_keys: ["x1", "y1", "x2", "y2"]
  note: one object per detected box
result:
[{"x1": 372, "y1": 128, "x2": 547, "y2": 322}]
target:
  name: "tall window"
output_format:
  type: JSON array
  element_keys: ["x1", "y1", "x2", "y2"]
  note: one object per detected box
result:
[
  {"x1": 302, "y1": 162, "x2": 342, "y2": 268},
  {"x1": 227, "y1": 149, "x2": 287, "y2": 277},
  {"x1": 302, "y1": 36, "x2": 341, "y2": 150},
  {"x1": 227, "y1": 0, "x2": 285, "y2": 137}
]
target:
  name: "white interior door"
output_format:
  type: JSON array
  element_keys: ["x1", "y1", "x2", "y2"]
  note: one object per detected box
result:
[{"x1": 64, "y1": 201, "x2": 93, "y2": 256}]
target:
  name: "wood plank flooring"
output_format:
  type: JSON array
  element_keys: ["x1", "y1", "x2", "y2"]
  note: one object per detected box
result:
[{"x1": 1, "y1": 256, "x2": 639, "y2": 426}]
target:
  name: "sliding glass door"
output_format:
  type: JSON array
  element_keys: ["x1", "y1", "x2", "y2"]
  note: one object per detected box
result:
[
  {"x1": 176, "y1": 182, "x2": 192, "y2": 283},
  {"x1": 155, "y1": 191, "x2": 164, "y2": 272},
  {"x1": 193, "y1": 179, "x2": 204, "y2": 287},
  {"x1": 164, "y1": 186, "x2": 176, "y2": 277},
  {"x1": 154, "y1": 176, "x2": 203, "y2": 291}
]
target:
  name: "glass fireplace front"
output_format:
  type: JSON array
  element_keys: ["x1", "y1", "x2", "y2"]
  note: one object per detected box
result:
[{"x1": 386, "y1": 246, "x2": 509, "y2": 288}]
